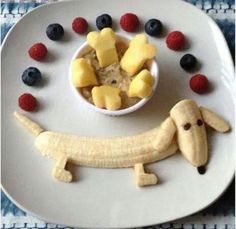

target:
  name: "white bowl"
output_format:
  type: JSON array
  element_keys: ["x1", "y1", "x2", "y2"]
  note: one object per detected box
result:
[{"x1": 69, "y1": 34, "x2": 159, "y2": 116}]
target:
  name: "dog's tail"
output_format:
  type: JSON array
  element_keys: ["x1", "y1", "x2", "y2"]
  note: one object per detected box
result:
[{"x1": 13, "y1": 111, "x2": 44, "y2": 137}]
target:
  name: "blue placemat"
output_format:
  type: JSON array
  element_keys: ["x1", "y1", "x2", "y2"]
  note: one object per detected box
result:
[{"x1": 1, "y1": 1, "x2": 235, "y2": 228}]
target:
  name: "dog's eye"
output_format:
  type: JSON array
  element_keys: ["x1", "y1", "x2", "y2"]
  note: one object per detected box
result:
[
  {"x1": 197, "y1": 119, "x2": 203, "y2": 126},
  {"x1": 183, "y1": 123, "x2": 191, "y2": 130}
]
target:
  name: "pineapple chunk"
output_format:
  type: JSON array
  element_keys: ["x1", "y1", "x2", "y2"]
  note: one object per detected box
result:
[
  {"x1": 121, "y1": 34, "x2": 156, "y2": 75},
  {"x1": 92, "y1": 85, "x2": 121, "y2": 111},
  {"x1": 87, "y1": 28, "x2": 118, "y2": 68},
  {"x1": 71, "y1": 58, "x2": 98, "y2": 88},
  {"x1": 128, "y1": 70, "x2": 154, "y2": 98}
]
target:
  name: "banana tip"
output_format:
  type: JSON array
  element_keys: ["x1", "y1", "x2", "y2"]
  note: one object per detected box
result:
[{"x1": 13, "y1": 111, "x2": 20, "y2": 117}]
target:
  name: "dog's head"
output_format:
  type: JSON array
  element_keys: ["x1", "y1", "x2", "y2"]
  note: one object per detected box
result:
[
  {"x1": 170, "y1": 100, "x2": 208, "y2": 167},
  {"x1": 169, "y1": 99, "x2": 230, "y2": 168}
]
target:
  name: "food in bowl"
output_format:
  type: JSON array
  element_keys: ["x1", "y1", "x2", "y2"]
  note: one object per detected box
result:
[{"x1": 71, "y1": 28, "x2": 157, "y2": 111}]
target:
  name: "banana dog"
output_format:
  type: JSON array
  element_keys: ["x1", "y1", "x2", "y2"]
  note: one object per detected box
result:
[{"x1": 14, "y1": 99, "x2": 230, "y2": 187}]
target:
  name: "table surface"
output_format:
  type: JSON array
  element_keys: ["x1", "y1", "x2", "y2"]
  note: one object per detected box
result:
[{"x1": 1, "y1": 0, "x2": 235, "y2": 228}]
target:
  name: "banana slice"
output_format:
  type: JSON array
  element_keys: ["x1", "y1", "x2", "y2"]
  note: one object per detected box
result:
[{"x1": 200, "y1": 106, "x2": 230, "y2": 133}]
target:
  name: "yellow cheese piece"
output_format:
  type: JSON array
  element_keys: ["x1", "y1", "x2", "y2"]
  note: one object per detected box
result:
[
  {"x1": 87, "y1": 28, "x2": 118, "y2": 68},
  {"x1": 71, "y1": 58, "x2": 98, "y2": 88},
  {"x1": 121, "y1": 34, "x2": 156, "y2": 75},
  {"x1": 92, "y1": 85, "x2": 121, "y2": 110},
  {"x1": 128, "y1": 69, "x2": 154, "y2": 98}
]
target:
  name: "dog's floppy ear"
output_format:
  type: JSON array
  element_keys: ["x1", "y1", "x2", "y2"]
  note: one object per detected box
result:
[
  {"x1": 153, "y1": 116, "x2": 176, "y2": 150},
  {"x1": 199, "y1": 106, "x2": 230, "y2": 133}
]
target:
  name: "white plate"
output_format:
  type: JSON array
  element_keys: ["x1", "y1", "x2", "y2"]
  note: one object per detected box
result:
[{"x1": 1, "y1": 0, "x2": 235, "y2": 228}]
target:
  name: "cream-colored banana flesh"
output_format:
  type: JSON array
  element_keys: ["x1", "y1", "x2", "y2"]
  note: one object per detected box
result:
[
  {"x1": 14, "y1": 112, "x2": 178, "y2": 168},
  {"x1": 13, "y1": 112, "x2": 44, "y2": 136},
  {"x1": 134, "y1": 163, "x2": 158, "y2": 186},
  {"x1": 170, "y1": 100, "x2": 208, "y2": 167},
  {"x1": 199, "y1": 107, "x2": 230, "y2": 133},
  {"x1": 13, "y1": 99, "x2": 231, "y2": 185}
]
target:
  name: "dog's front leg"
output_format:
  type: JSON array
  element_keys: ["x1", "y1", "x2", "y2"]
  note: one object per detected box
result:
[
  {"x1": 134, "y1": 163, "x2": 158, "y2": 187},
  {"x1": 52, "y1": 155, "x2": 72, "y2": 182}
]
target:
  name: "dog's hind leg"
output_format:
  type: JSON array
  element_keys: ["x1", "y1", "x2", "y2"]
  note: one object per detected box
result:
[
  {"x1": 134, "y1": 163, "x2": 158, "y2": 187},
  {"x1": 52, "y1": 155, "x2": 72, "y2": 182}
]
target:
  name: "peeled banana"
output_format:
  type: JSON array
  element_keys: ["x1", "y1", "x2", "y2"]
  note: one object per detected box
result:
[
  {"x1": 14, "y1": 112, "x2": 177, "y2": 185},
  {"x1": 13, "y1": 99, "x2": 230, "y2": 186}
]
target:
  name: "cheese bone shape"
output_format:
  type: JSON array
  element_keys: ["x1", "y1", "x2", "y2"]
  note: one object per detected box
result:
[
  {"x1": 120, "y1": 34, "x2": 156, "y2": 75},
  {"x1": 71, "y1": 58, "x2": 98, "y2": 87},
  {"x1": 128, "y1": 69, "x2": 154, "y2": 98},
  {"x1": 91, "y1": 85, "x2": 122, "y2": 111},
  {"x1": 87, "y1": 28, "x2": 118, "y2": 67}
]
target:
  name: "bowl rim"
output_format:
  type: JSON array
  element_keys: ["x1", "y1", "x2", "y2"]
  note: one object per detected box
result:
[{"x1": 69, "y1": 33, "x2": 159, "y2": 116}]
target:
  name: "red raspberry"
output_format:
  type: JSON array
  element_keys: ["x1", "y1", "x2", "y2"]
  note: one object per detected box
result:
[
  {"x1": 72, "y1": 17, "x2": 88, "y2": 34},
  {"x1": 120, "y1": 13, "x2": 139, "y2": 32},
  {"x1": 166, "y1": 31, "x2": 185, "y2": 50},
  {"x1": 189, "y1": 74, "x2": 209, "y2": 94},
  {"x1": 18, "y1": 93, "x2": 38, "y2": 111},
  {"x1": 28, "y1": 43, "x2": 47, "y2": 61}
]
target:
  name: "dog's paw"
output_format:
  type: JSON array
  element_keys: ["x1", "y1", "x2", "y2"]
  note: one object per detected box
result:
[{"x1": 52, "y1": 166, "x2": 72, "y2": 182}]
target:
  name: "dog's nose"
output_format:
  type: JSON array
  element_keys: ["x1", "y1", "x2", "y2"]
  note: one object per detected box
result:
[{"x1": 197, "y1": 166, "x2": 206, "y2": 175}]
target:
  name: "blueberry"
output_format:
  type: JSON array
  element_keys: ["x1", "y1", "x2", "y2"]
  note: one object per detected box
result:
[
  {"x1": 46, "y1": 23, "x2": 64, "y2": 40},
  {"x1": 96, "y1": 14, "x2": 112, "y2": 30},
  {"x1": 145, "y1": 19, "x2": 163, "y2": 36},
  {"x1": 22, "y1": 67, "x2": 42, "y2": 86},
  {"x1": 180, "y1": 54, "x2": 197, "y2": 71}
]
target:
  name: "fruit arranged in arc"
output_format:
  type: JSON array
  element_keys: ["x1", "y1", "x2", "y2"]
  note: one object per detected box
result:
[
  {"x1": 18, "y1": 93, "x2": 38, "y2": 112},
  {"x1": 23, "y1": 13, "x2": 211, "y2": 114},
  {"x1": 145, "y1": 19, "x2": 163, "y2": 36},
  {"x1": 180, "y1": 54, "x2": 197, "y2": 71},
  {"x1": 28, "y1": 43, "x2": 48, "y2": 61},
  {"x1": 96, "y1": 14, "x2": 113, "y2": 30},
  {"x1": 46, "y1": 23, "x2": 64, "y2": 40},
  {"x1": 189, "y1": 74, "x2": 209, "y2": 94},
  {"x1": 120, "y1": 13, "x2": 140, "y2": 32},
  {"x1": 72, "y1": 17, "x2": 88, "y2": 34},
  {"x1": 166, "y1": 31, "x2": 185, "y2": 50},
  {"x1": 22, "y1": 67, "x2": 42, "y2": 86}
]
